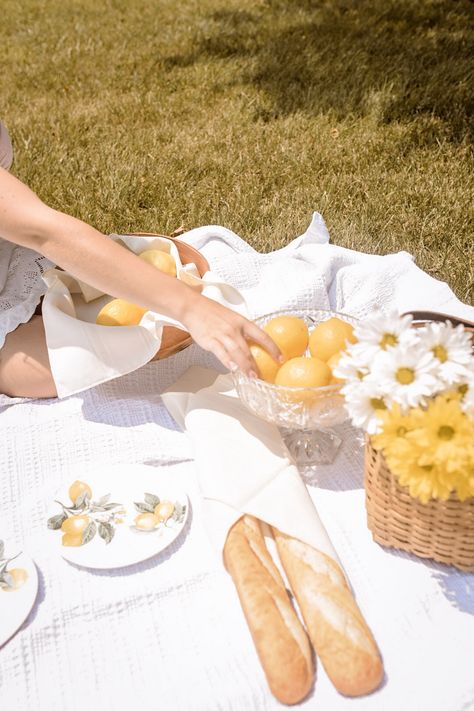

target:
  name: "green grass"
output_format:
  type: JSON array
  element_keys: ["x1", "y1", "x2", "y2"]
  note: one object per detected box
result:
[{"x1": 1, "y1": 0, "x2": 473, "y2": 302}]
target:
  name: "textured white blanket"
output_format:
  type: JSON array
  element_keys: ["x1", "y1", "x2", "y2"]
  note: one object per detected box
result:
[{"x1": 1, "y1": 214, "x2": 473, "y2": 711}]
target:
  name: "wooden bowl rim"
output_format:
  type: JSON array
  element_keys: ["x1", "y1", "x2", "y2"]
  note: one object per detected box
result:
[{"x1": 124, "y1": 232, "x2": 210, "y2": 277}]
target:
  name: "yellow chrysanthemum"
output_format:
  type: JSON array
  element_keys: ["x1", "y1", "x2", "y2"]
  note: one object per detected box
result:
[
  {"x1": 407, "y1": 395, "x2": 474, "y2": 472},
  {"x1": 383, "y1": 437, "x2": 448, "y2": 503},
  {"x1": 377, "y1": 394, "x2": 474, "y2": 502},
  {"x1": 371, "y1": 403, "x2": 415, "y2": 452}
]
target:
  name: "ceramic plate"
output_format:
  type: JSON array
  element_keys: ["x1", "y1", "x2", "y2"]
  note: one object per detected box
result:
[
  {"x1": 46, "y1": 464, "x2": 189, "y2": 570},
  {"x1": 0, "y1": 545, "x2": 38, "y2": 647}
]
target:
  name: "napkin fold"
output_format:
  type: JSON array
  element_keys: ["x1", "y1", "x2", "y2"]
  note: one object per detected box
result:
[
  {"x1": 41, "y1": 235, "x2": 247, "y2": 398},
  {"x1": 162, "y1": 366, "x2": 342, "y2": 565}
]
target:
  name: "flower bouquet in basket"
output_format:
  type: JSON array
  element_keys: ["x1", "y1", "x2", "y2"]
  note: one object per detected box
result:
[{"x1": 333, "y1": 311, "x2": 474, "y2": 571}]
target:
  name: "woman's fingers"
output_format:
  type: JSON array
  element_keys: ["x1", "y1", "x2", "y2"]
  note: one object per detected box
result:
[
  {"x1": 219, "y1": 333, "x2": 259, "y2": 377},
  {"x1": 208, "y1": 339, "x2": 256, "y2": 377},
  {"x1": 243, "y1": 321, "x2": 282, "y2": 363}
]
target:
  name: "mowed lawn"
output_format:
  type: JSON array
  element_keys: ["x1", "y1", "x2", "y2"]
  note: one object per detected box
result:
[{"x1": 1, "y1": 0, "x2": 473, "y2": 303}]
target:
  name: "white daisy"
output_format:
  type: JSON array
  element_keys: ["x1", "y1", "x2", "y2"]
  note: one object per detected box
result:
[
  {"x1": 368, "y1": 342, "x2": 439, "y2": 410},
  {"x1": 342, "y1": 379, "x2": 392, "y2": 434},
  {"x1": 353, "y1": 310, "x2": 415, "y2": 360},
  {"x1": 419, "y1": 321, "x2": 473, "y2": 386},
  {"x1": 332, "y1": 345, "x2": 371, "y2": 385}
]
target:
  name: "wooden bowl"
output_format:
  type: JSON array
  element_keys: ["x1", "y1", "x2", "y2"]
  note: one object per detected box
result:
[{"x1": 129, "y1": 233, "x2": 210, "y2": 360}]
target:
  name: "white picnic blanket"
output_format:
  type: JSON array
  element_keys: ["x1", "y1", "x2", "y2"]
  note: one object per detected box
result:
[{"x1": 1, "y1": 213, "x2": 473, "y2": 711}]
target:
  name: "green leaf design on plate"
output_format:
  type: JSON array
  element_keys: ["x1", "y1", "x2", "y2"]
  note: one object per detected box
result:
[
  {"x1": 134, "y1": 501, "x2": 155, "y2": 514},
  {"x1": 98, "y1": 522, "x2": 115, "y2": 545},
  {"x1": 144, "y1": 493, "x2": 160, "y2": 508},
  {"x1": 82, "y1": 520, "x2": 97, "y2": 545},
  {"x1": 47, "y1": 512, "x2": 68, "y2": 530},
  {"x1": 0, "y1": 572, "x2": 14, "y2": 590},
  {"x1": 173, "y1": 502, "x2": 186, "y2": 524},
  {"x1": 74, "y1": 491, "x2": 90, "y2": 508}
]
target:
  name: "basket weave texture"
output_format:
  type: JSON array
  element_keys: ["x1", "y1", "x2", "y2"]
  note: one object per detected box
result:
[{"x1": 365, "y1": 438, "x2": 474, "y2": 572}]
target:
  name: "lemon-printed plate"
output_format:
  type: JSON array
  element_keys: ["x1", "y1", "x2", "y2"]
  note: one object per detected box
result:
[
  {"x1": 0, "y1": 544, "x2": 38, "y2": 647},
  {"x1": 46, "y1": 464, "x2": 189, "y2": 570}
]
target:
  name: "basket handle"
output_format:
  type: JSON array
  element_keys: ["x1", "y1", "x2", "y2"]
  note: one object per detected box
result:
[{"x1": 402, "y1": 310, "x2": 474, "y2": 333}]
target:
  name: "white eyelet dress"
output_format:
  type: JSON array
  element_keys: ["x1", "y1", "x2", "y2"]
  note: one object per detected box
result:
[{"x1": 0, "y1": 121, "x2": 54, "y2": 406}]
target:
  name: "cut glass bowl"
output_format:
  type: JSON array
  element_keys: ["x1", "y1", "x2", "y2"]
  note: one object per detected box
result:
[{"x1": 232, "y1": 308, "x2": 358, "y2": 477}]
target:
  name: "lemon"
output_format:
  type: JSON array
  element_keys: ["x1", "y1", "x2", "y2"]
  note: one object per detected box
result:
[
  {"x1": 1, "y1": 568, "x2": 28, "y2": 591},
  {"x1": 327, "y1": 351, "x2": 345, "y2": 384},
  {"x1": 309, "y1": 317, "x2": 356, "y2": 362},
  {"x1": 68, "y1": 480, "x2": 92, "y2": 504},
  {"x1": 139, "y1": 249, "x2": 177, "y2": 277},
  {"x1": 61, "y1": 534, "x2": 83, "y2": 547},
  {"x1": 154, "y1": 501, "x2": 175, "y2": 522},
  {"x1": 61, "y1": 515, "x2": 91, "y2": 535},
  {"x1": 96, "y1": 299, "x2": 147, "y2": 327},
  {"x1": 263, "y1": 316, "x2": 309, "y2": 361},
  {"x1": 250, "y1": 343, "x2": 280, "y2": 383},
  {"x1": 134, "y1": 513, "x2": 158, "y2": 531},
  {"x1": 275, "y1": 356, "x2": 331, "y2": 389}
]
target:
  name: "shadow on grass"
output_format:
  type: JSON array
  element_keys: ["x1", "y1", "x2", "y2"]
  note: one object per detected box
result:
[{"x1": 167, "y1": 0, "x2": 474, "y2": 143}]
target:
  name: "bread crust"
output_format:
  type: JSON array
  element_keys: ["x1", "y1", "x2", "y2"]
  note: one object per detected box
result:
[
  {"x1": 223, "y1": 515, "x2": 314, "y2": 705},
  {"x1": 272, "y1": 528, "x2": 384, "y2": 697}
]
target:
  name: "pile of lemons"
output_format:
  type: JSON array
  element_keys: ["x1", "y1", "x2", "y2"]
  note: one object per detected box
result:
[
  {"x1": 96, "y1": 249, "x2": 177, "y2": 327},
  {"x1": 251, "y1": 315, "x2": 356, "y2": 390}
]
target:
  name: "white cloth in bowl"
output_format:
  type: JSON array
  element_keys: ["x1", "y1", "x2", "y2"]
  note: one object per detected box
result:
[{"x1": 41, "y1": 234, "x2": 247, "y2": 398}]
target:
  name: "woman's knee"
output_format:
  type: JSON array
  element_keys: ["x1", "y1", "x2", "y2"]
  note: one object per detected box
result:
[{"x1": 0, "y1": 317, "x2": 57, "y2": 398}]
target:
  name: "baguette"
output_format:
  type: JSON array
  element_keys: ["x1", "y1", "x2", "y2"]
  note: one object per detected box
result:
[
  {"x1": 272, "y1": 528, "x2": 383, "y2": 697},
  {"x1": 223, "y1": 515, "x2": 314, "y2": 705}
]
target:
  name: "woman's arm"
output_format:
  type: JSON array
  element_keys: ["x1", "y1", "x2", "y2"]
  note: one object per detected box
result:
[{"x1": 0, "y1": 167, "x2": 280, "y2": 374}]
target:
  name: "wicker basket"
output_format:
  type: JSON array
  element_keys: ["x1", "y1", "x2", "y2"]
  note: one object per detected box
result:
[{"x1": 365, "y1": 439, "x2": 474, "y2": 571}]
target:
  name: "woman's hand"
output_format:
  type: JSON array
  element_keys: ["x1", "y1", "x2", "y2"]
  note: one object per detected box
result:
[{"x1": 180, "y1": 295, "x2": 282, "y2": 376}]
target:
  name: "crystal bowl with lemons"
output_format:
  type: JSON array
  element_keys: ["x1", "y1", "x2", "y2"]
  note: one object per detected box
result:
[{"x1": 232, "y1": 309, "x2": 358, "y2": 472}]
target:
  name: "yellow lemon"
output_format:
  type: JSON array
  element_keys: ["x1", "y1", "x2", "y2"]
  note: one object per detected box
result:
[
  {"x1": 309, "y1": 317, "x2": 356, "y2": 362},
  {"x1": 139, "y1": 249, "x2": 177, "y2": 277},
  {"x1": 96, "y1": 299, "x2": 147, "y2": 327},
  {"x1": 61, "y1": 534, "x2": 83, "y2": 547},
  {"x1": 134, "y1": 513, "x2": 158, "y2": 531},
  {"x1": 154, "y1": 501, "x2": 175, "y2": 522},
  {"x1": 68, "y1": 480, "x2": 92, "y2": 504},
  {"x1": 263, "y1": 316, "x2": 309, "y2": 361},
  {"x1": 249, "y1": 343, "x2": 280, "y2": 383},
  {"x1": 1, "y1": 568, "x2": 28, "y2": 591},
  {"x1": 61, "y1": 515, "x2": 91, "y2": 536},
  {"x1": 327, "y1": 351, "x2": 345, "y2": 385},
  {"x1": 275, "y1": 356, "x2": 331, "y2": 389}
]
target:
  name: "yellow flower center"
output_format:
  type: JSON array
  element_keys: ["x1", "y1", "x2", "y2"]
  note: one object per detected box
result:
[
  {"x1": 370, "y1": 398, "x2": 387, "y2": 410},
  {"x1": 380, "y1": 333, "x2": 398, "y2": 349},
  {"x1": 396, "y1": 367, "x2": 415, "y2": 385},
  {"x1": 438, "y1": 425, "x2": 455, "y2": 441},
  {"x1": 432, "y1": 345, "x2": 448, "y2": 363}
]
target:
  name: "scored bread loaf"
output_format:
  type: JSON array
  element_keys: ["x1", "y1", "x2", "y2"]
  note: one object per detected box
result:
[
  {"x1": 223, "y1": 515, "x2": 314, "y2": 705},
  {"x1": 272, "y1": 528, "x2": 383, "y2": 697}
]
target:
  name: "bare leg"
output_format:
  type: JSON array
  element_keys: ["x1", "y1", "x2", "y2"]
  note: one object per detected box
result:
[
  {"x1": 0, "y1": 318, "x2": 191, "y2": 398},
  {"x1": 0, "y1": 316, "x2": 57, "y2": 398}
]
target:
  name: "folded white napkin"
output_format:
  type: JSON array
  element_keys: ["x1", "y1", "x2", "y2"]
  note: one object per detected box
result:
[
  {"x1": 162, "y1": 365, "x2": 341, "y2": 564},
  {"x1": 41, "y1": 235, "x2": 247, "y2": 398}
]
